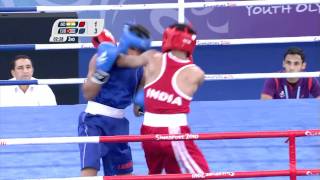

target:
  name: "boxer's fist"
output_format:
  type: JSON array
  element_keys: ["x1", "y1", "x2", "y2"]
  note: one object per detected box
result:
[
  {"x1": 91, "y1": 42, "x2": 118, "y2": 84},
  {"x1": 92, "y1": 29, "x2": 116, "y2": 48}
]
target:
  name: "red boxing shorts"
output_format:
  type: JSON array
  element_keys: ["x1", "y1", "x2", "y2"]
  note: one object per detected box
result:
[{"x1": 141, "y1": 125, "x2": 209, "y2": 174}]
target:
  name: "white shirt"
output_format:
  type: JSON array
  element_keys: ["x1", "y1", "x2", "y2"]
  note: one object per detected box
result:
[{"x1": 0, "y1": 78, "x2": 57, "y2": 107}]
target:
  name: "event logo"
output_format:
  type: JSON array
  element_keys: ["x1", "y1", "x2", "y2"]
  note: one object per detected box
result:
[
  {"x1": 246, "y1": 4, "x2": 320, "y2": 16},
  {"x1": 304, "y1": 130, "x2": 320, "y2": 136},
  {"x1": 306, "y1": 170, "x2": 320, "y2": 176},
  {"x1": 191, "y1": 172, "x2": 235, "y2": 178},
  {"x1": 49, "y1": 19, "x2": 104, "y2": 43},
  {"x1": 155, "y1": 134, "x2": 199, "y2": 141}
]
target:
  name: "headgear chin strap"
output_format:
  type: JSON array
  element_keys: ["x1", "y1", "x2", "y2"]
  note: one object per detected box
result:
[
  {"x1": 162, "y1": 25, "x2": 197, "y2": 57},
  {"x1": 118, "y1": 24, "x2": 151, "y2": 54}
]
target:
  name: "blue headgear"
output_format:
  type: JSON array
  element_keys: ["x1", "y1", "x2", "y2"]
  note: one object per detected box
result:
[{"x1": 118, "y1": 24, "x2": 151, "y2": 54}]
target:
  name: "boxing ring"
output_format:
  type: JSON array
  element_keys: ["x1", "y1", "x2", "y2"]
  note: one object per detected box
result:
[
  {"x1": 1, "y1": 101, "x2": 319, "y2": 179},
  {"x1": 1, "y1": 0, "x2": 320, "y2": 179}
]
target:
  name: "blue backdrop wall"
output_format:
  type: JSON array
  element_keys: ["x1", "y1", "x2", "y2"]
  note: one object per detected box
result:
[
  {"x1": 0, "y1": 0, "x2": 319, "y2": 103},
  {"x1": 78, "y1": 42, "x2": 320, "y2": 102}
]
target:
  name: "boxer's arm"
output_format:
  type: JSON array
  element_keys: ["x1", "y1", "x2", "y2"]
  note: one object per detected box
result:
[
  {"x1": 83, "y1": 43, "x2": 118, "y2": 100},
  {"x1": 183, "y1": 65, "x2": 205, "y2": 97},
  {"x1": 133, "y1": 88, "x2": 145, "y2": 117},
  {"x1": 189, "y1": 65, "x2": 205, "y2": 86},
  {"x1": 117, "y1": 50, "x2": 155, "y2": 68},
  {"x1": 133, "y1": 73, "x2": 145, "y2": 116},
  {"x1": 82, "y1": 55, "x2": 102, "y2": 100},
  {"x1": 83, "y1": 29, "x2": 117, "y2": 100}
]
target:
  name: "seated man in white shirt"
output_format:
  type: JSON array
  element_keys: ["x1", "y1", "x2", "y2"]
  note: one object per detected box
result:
[{"x1": 0, "y1": 55, "x2": 57, "y2": 107}]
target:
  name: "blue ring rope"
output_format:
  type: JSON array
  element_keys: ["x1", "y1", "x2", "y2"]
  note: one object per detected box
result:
[
  {"x1": 0, "y1": 7, "x2": 37, "y2": 12},
  {"x1": 0, "y1": 80, "x2": 38, "y2": 85},
  {"x1": 0, "y1": 44, "x2": 35, "y2": 51},
  {"x1": 0, "y1": 44, "x2": 94, "y2": 51}
]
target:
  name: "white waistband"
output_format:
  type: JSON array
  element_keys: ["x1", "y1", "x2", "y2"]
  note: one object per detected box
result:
[
  {"x1": 143, "y1": 112, "x2": 188, "y2": 127},
  {"x1": 85, "y1": 101, "x2": 125, "y2": 119}
]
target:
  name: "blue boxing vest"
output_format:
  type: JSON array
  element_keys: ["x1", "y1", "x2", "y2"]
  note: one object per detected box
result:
[{"x1": 94, "y1": 66, "x2": 143, "y2": 109}]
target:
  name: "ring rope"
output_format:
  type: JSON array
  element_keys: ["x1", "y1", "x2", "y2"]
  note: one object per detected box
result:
[
  {"x1": 1, "y1": 36, "x2": 320, "y2": 51},
  {"x1": 0, "y1": 0, "x2": 320, "y2": 12},
  {"x1": 0, "y1": 78, "x2": 86, "y2": 86},
  {"x1": 26, "y1": 169, "x2": 320, "y2": 180},
  {"x1": 0, "y1": 72, "x2": 318, "y2": 86},
  {"x1": 1, "y1": 1, "x2": 319, "y2": 179},
  {"x1": 1, "y1": 129, "x2": 319, "y2": 145},
  {"x1": 3, "y1": 130, "x2": 320, "y2": 180},
  {"x1": 204, "y1": 71, "x2": 320, "y2": 81}
]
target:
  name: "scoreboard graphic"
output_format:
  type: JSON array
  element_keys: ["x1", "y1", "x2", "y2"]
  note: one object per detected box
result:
[{"x1": 50, "y1": 19, "x2": 104, "y2": 42}]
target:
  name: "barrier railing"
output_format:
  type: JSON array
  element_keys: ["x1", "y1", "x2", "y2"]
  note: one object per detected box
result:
[
  {"x1": 2, "y1": 129, "x2": 320, "y2": 180},
  {"x1": 0, "y1": 72, "x2": 318, "y2": 86},
  {"x1": 1, "y1": 0, "x2": 320, "y2": 12},
  {"x1": 0, "y1": 36, "x2": 320, "y2": 51},
  {"x1": 27, "y1": 169, "x2": 320, "y2": 180}
]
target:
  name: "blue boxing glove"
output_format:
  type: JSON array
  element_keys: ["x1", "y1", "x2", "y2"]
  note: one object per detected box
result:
[
  {"x1": 91, "y1": 42, "x2": 118, "y2": 84},
  {"x1": 134, "y1": 89, "x2": 145, "y2": 115},
  {"x1": 118, "y1": 24, "x2": 151, "y2": 54}
]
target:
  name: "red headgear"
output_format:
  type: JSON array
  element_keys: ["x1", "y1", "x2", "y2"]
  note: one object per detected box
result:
[
  {"x1": 91, "y1": 29, "x2": 116, "y2": 48},
  {"x1": 162, "y1": 25, "x2": 196, "y2": 56}
]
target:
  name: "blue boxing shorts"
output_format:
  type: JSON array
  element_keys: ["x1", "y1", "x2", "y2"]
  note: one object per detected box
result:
[{"x1": 78, "y1": 112, "x2": 133, "y2": 175}]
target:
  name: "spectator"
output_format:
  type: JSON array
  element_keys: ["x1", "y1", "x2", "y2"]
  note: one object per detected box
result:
[
  {"x1": 0, "y1": 55, "x2": 57, "y2": 106},
  {"x1": 78, "y1": 25, "x2": 150, "y2": 176},
  {"x1": 261, "y1": 47, "x2": 320, "y2": 99}
]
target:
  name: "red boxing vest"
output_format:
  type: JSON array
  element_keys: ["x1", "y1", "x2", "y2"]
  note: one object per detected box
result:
[{"x1": 144, "y1": 52, "x2": 194, "y2": 114}]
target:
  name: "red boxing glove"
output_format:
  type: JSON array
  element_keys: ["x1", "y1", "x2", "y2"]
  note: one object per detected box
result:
[{"x1": 91, "y1": 29, "x2": 116, "y2": 48}]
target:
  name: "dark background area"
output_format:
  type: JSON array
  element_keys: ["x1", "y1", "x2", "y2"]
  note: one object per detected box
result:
[
  {"x1": 0, "y1": 13, "x2": 319, "y2": 104},
  {"x1": 0, "y1": 12, "x2": 79, "y2": 105},
  {"x1": 192, "y1": 42, "x2": 320, "y2": 100},
  {"x1": 78, "y1": 43, "x2": 320, "y2": 102}
]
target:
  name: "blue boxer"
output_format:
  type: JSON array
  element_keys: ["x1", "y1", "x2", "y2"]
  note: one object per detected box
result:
[{"x1": 78, "y1": 23, "x2": 150, "y2": 176}]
